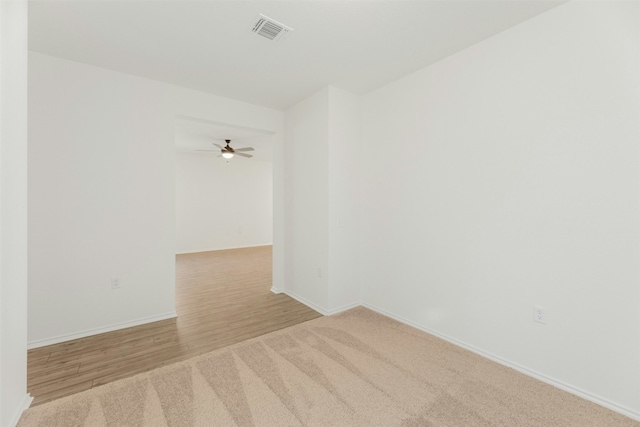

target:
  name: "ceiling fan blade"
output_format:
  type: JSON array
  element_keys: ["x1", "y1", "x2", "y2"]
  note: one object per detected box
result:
[
  {"x1": 196, "y1": 150, "x2": 218, "y2": 152},
  {"x1": 212, "y1": 143, "x2": 223, "y2": 149},
  {"x1": 235, "y1": 152, "x2": 253, "y2": 158},
  {"x1": 233, "y1": 147, "x2": 254, "y2": 152}
]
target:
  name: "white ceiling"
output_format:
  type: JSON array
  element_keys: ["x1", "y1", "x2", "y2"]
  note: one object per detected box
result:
[
  {"x1": 28, "y1": 1, "x2": 565, "y2": 110},
  {"x1": 174, "y1": 116, "x2": 275, "y2": 161}
]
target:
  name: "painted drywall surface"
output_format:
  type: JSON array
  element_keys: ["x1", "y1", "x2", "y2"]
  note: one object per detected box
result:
[
  {"x1": 327, "y1": 87, "x2": 361, "y2": 312},
  {"x1": 28, "y1": 53, "x2": 177, "y2": 344},
  {"x1": 272, "y1": 129, "x2": 286, "y2": 292},
  {"x1": 175, "y1": 152, "x2": 273, "y2": 253},
  {"x1": 0, "y1": 1, "x2": 30, "y2": 425},
  {"x1": 283, "y1": 86, "x2": 361, "y2": 313},
  {"x1": 284, "y1": 88, "x2": 330, "y2": 310},
  {"x1": 28, "y1": 53, "x2": 283, "y2": 344},
  {"x1": 360, "y1": 0, "x2": 639, "y2": 414}
]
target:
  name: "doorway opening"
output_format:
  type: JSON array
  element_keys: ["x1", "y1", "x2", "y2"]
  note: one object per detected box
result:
[{"x1": 174, "y1": 116, "x2": 276, "y2": 255}]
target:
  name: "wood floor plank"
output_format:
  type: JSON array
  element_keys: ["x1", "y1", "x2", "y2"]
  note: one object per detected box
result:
[
  {"x1": 27, "y1": 363, "x2": 80, "y2": 386},
  {"x1": 42, "y1": 320, "x2": 178, "y2": 360},
  {"x1": 46, "y1": 336, "x2": 158, "y2": 364},
  {"x1": 27, "y1": 245, "x2": 322, "y2": 405},
  {"x1": 76, "y1": 341, "x2": 189, "y2": 374},
  {"x1": 28, "y1": 359, "x2": 78, "y2": 376},
  {"x1": 30, "y1": 381, "x2": 93, "y2": 407}
]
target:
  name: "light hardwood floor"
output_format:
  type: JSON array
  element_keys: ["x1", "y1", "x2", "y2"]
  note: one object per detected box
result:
[{"x1": 27, "y1": 245, "x2": 322, "y2": 406}]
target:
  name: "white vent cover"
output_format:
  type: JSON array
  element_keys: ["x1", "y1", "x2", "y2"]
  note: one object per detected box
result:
[{"x1": 250, "y1": 14, "x2": 292, "y2": 41}]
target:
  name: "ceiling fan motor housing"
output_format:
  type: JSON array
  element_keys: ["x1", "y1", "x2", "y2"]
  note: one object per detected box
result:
[{"x1": 224, "y1": 140, "x2": 234, "y2": 153}]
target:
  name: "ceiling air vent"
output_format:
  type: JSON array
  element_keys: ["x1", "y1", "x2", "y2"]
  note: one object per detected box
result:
[{"x1": 250, "y1": 14, "x2": 292, "y2": 41}]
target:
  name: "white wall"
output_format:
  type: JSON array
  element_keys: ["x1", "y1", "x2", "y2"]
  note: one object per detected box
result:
[
  {"x1": 327, "y1": 87, "x2": 361, "y2": 312},
  {"x1": 28, "y1": 52, "x2": 283, "y2": 346},
  {"x1": 28, "y1": 53, "x2": 176, "y2": 346},
  {"x1": 0, "y1": 1, "x2": 31, "y2": 425},
  {"x1": 284, "y1": 88, "x2": 330, "y2": 310},
  {"x1": 175, "y1": 152, "x2": 272, "y2": 253},
  {"x1": 359, "y1": 0, "x2": 639, "y2": 416},
  {"x1": 283, "y1": 86, "x2": 361, "y2": 314}
]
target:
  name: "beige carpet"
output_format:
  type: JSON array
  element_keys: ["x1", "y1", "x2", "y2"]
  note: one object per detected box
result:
[{"x1": 18, "y1": 307, "x2": 638, "y2": 426}]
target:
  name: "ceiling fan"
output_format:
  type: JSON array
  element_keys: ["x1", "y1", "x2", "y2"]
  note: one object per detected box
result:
[{"x1": 197, "y1": 139, "x2": 254, "y2": 159}]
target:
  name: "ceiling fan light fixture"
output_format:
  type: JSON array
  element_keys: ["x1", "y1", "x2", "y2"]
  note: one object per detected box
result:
[{"x1": 222, "y1": 151, "x2": 234, "y2": 159}]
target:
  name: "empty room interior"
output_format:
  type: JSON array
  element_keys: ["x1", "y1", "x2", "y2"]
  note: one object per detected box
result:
[{"x1": 1, "y1": 0, "x2": 639, "y2": 426}]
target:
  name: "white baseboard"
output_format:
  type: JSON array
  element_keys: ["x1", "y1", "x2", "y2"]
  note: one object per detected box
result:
[
  {"x1": 27, "y1": 312, "x2": 178, "y2": 349},
  {"x1": 9, "y1": 393, "x2": 33, "y2": 427},
  {"x1": 361, "y1": 302, "x2": 640, "y2": 422},
  {"x1": 282, "y1": 290, "x2": 359, "y2": 316},
  {"x1": 326, "y1": 301, "x2": 361, "y2": 315},
  {"x1": 283, "y1": 290, "x2": 330, "y2": 315},
  {"x1": 270, "y1": 287, "x2": 283, "y2": 294},
  {"x1": 176, "y1": 243, "x2": 272, "y2": 255}
]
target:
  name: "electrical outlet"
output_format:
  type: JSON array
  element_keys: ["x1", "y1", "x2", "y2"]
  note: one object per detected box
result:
[
  {"x1": 533, "y1": 305, "x2": 547, "y2": 324},
  {"x1": 111, "y1": 278, "x2": 121, "y2": 290}
]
